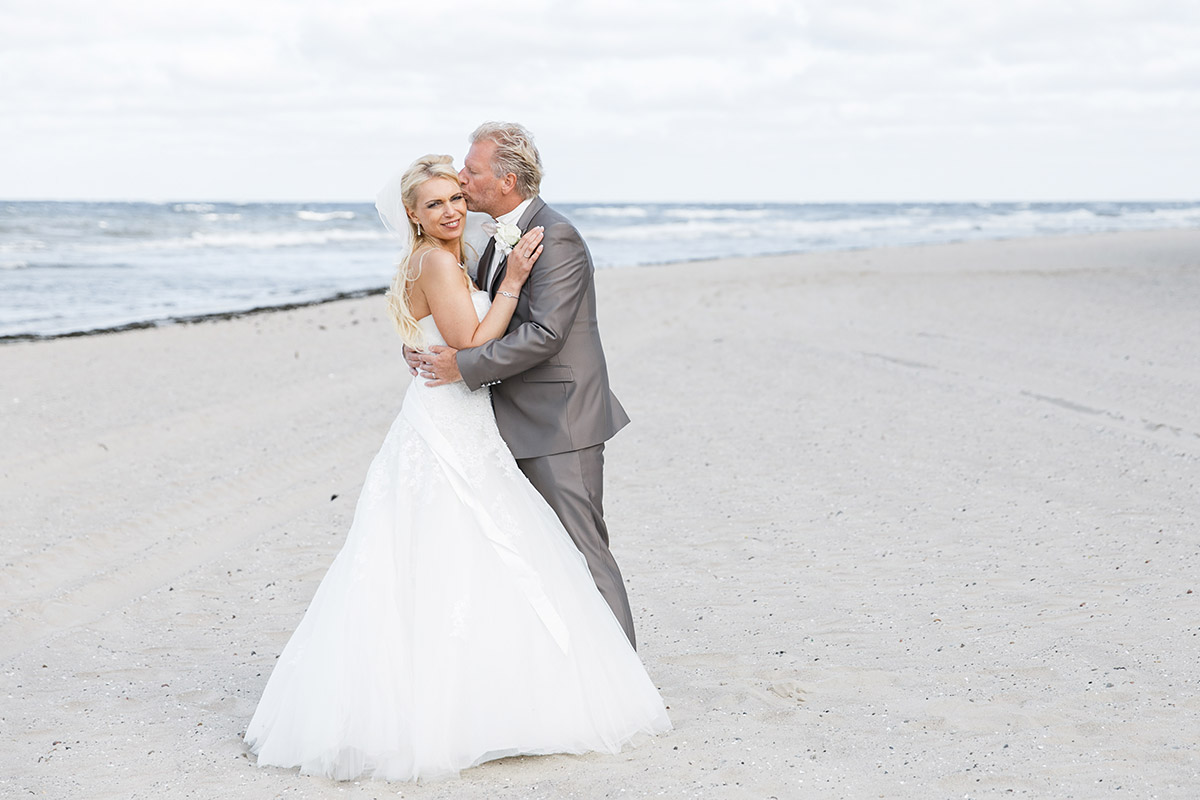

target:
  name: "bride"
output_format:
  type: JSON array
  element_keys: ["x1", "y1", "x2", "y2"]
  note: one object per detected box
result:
[{"x1": 243, "y1": 154, "x2": 671, "y2": 782}]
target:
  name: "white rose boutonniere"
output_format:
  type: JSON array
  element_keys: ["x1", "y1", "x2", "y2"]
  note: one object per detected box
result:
[{"x1": 494, "y1": 222, "x2": 522, "y2": 256}]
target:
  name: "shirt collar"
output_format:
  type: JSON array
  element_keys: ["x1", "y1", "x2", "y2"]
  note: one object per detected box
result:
[{"x1": 496, "y1": 196, "x2": 536, "y2": 227}]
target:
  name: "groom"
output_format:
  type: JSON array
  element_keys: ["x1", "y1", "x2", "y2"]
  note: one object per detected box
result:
[{"x1": 413, "y1": 122, "x2": 638, "y2": 648}]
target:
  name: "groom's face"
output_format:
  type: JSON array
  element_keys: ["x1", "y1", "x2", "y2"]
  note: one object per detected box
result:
[{"x1": 459, "y1": 140, "x2": 507, "y2": 217}]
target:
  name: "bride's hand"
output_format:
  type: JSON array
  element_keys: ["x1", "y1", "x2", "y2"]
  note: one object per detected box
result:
[{"x1": 499, "y1": 227, "x2": 544, "y2": 291}]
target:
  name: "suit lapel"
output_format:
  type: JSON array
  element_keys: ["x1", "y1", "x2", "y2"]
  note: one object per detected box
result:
[
  {"x1": 517, "y1": 197, "x2": 545, "y2": 230},
  {"x1": 476, "y1": 237, "x2": 496, "y2": 292},
  {"x1": 489, "y1": 253, "x2": 508, "y2": 298}
]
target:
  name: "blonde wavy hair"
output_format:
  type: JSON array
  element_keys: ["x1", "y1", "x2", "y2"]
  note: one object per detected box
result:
[{"x1": 384, "y1": 154, "x2": 467, "y2": 348}]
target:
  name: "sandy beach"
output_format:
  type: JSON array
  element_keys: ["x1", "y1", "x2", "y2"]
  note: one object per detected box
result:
[{"x1": 3, "y1": 229, "x2": 1199, "y2": 799}]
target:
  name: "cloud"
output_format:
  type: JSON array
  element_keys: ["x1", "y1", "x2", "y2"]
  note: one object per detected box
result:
[{"x1": 1, "y1": 0, "x2": 1196, "y2": 200}]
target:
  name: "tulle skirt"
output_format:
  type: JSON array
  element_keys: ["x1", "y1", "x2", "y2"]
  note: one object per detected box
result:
[{"x1": 244, "y1": 384, "x2": 670, "y2": 781}]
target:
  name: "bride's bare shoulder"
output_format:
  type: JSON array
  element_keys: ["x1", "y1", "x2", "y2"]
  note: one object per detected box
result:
[{"x1": 411, "y1": 246, "x2": 464, "y2": 279}]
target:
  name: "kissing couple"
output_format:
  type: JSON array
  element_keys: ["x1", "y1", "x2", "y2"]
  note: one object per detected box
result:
[{"x1": 243, "y1": 121, "x2": 671, "y2": 781}]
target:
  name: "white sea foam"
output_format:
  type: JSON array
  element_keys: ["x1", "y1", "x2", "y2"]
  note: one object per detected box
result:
[
  {"x1": 297, "y1": 210, "x2": 356, "y2": 222},
  {"x1": 576, "y1": 206, "x2": 650, "y2": 218},
  {"x1": 0, "y1": 239, "x2": 47, "y2": 253},
  {"x1": 183, "y1": 228, "x2": 385, "y2": 249},
  {"x1": 76, "y1": 228, "x2": 390, "y2": 254},
  {"x1": 587, "y1": 212, "x2": 919, "y2": 242},
  {"x1": 1119, "y1": 206, "x2": 1200, "y2": 226},
  {"x1": 662, "y1": 207, "x2": 771, "y2": 220},
  {"x1": 588, "y1": 220, "x2": 753, "y2": 240},
  {"x1": 173, "y1": 203, "x2": 216, "y2": 213}
]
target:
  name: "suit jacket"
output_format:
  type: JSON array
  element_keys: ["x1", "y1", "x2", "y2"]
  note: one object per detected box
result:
[{"x1": 457, "y1": 197, "x2": 629, "y2": 459}]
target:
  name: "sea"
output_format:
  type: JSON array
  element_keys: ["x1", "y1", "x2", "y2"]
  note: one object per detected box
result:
[{"x1": 2, "y1": 200, "x2": 1198, "y2": 339}]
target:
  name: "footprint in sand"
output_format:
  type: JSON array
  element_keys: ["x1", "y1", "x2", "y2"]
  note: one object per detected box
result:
[{"x1": 768, "y1": 679, "x2": 807, "y2": 703}]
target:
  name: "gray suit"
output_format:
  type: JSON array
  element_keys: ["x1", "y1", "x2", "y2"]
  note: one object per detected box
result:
[{"x1": 458, "y1": 197, "x2": 636, "y2": 646}]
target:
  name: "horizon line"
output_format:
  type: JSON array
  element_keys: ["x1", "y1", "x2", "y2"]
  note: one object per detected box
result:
[{"x1": 4, "y1": 196, "x2": 1199, "y2": 206}]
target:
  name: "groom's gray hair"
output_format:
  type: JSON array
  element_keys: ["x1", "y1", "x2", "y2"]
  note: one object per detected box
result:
[{"x1": 470, "y1": 121, "x2": 543, "y2": 199}]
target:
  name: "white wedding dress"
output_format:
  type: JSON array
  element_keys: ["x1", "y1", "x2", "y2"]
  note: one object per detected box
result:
[{"x1": 244, "y1": 292, "x2": 670, "y2": 781}]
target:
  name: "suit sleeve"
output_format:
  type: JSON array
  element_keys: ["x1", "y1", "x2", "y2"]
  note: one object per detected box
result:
[{"x1": 457, "y1": 220, "x2": 589, "y2": 390}]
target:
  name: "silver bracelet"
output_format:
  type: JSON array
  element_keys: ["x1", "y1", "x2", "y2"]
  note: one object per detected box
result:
[{"x1": 497, "y1": 290, "x2": 519, "y2": 300}]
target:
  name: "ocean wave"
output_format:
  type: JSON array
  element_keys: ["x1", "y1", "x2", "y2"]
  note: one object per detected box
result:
[
  {"x1": 7, "y1": 261, "x2": 137, "y2": 271},
  {"x1": 0, "y1": 239, "x2": 47, "y2": 253},
  {"x1": 586, "y1": 213, "x2": 921, "y2": 241},
  {"x1": 71, "y1": 228, "x2": 391, "y2": 254},
  {"x1": 1, "y1": 261, "x2": 29, "y2": 270},
  {"x1": 182, "y1": 228, "x2": 386, "y2": 249},
  {"x1": 574, "y1": 206, "x2": 650, "y2": 218},
  {"x1": 586, "y1": 220, "x2": 753, "y2": 240},
  {"x1": 1116, "y1": 206, "x2": 1200, "y2": 226},
  {"x1": 173, "y1": 203, "x2": 216, "y2": 213},
  {"x1": 662, "y1": 207, "x2": 772, "y2": 221},
  {"x1": 586, "y1": 204, "x2": 1200, "y2": 247},
  {"x1": 297, "y1": 210, "x2": 357, "y2": 222},
  {"x1": 958, "y1": 207, "x2": 1136, "y2": 235}
]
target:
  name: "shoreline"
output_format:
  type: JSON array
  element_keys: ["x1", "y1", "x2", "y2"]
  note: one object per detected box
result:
[
  {"x1": 0, "y1": 286, "x2": 387, "y2": 344},
  {"x1": 3, "y1": 228, "x2": 1199, "y2": 798},
  {"x1": 4, "y1": 226, "x2": 1196, "y2": 344}
]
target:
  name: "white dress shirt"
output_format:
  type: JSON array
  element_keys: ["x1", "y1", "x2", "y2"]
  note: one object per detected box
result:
[{"x1": 484, "y1": 196, "x2": 536, "y2": 291}]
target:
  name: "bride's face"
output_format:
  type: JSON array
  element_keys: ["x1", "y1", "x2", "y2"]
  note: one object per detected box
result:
[{"x1": 409, "y1": 177, "x2": 467, "y2": 243}]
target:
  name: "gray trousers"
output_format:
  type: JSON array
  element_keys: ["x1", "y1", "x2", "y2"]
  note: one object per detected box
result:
[{"x1": 517, "y1": 443, "x2": 637, "y2": 649}]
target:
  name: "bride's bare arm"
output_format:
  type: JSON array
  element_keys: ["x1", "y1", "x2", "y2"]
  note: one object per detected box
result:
[{"x1": 419, "y1": 229, "x2": 543, "y2": 350}]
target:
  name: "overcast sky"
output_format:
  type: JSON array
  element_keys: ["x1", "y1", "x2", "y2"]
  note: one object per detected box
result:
[{"x1": 2, "y1": 0, "x2": 1197, "y2": 202}]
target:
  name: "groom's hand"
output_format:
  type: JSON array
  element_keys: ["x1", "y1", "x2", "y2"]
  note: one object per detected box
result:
[{"x1": 417, "y1": 345, "x2": 461, "y2": 386}]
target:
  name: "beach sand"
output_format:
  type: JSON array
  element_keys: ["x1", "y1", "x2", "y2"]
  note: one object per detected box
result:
[{"x1": 2, "y1": 229, "x2": 1198, "y2": 798}]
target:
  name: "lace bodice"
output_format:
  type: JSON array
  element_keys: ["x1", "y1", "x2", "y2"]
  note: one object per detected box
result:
[{"x1": 403, "y1": 291, "x2": 510, "y2": 483}]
